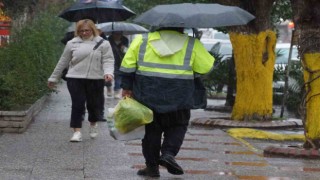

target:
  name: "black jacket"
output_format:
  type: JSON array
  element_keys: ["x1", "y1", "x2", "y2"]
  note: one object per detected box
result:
[{"x1": 107, "y1": 35, "x2": 128, "y2": 74}]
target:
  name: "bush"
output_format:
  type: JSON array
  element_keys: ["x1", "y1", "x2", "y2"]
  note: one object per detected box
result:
[
  {"x1": 286, "y1": 61, "x2": 304, "y2": 117},
  {"x1": 203, "y1": 52, "x2": 229, "y2": 93},
  {"x1": 0, "y1": 6, "x2": 68, "y2": 110},
  {"x1": 272, "y1": 61, "x2": 304, "y2": 117}
]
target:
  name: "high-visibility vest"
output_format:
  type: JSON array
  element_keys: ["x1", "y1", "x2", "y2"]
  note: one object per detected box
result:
[{"x1": 120, "y1": 34, "x2": 196, "y2": 80}]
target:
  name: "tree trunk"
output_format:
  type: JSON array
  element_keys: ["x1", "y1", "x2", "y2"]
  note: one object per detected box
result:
[
  {"x1": 212, "y1": 0, "x2": 276, "y2": 121},
  {"x1": 225, "y1": 55, "x2": 235, "y2": 107},
  {"x1": 291, "y1": 0, "x2": 320, "y2": 149}
]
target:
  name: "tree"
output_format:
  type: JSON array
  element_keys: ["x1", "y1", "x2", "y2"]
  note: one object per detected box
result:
[
  {"x1": 212, "y1": 0, "x2": 277, "y2": 121},
  {"x1": 2, "y1": 0, "x2": 36, "y2": 18},
  {"x1": 271, "y1": 0, "x2": 292, "y2": 24},
  {"x1": 291, "y1": 0, "x2": 320, "y2": 149}
]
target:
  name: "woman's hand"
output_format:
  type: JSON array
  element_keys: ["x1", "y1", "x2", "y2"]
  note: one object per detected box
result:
[
  {"x1": 47, "y1": 81, "x2": 56, "y2": 89},
  {"x1": 104, "y1": 74, "x2": 113, "y2": 82}
]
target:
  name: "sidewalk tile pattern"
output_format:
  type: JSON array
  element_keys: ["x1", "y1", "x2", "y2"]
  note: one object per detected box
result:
[{"x1": 0, "y1": 83, "x2": 320, "y2": 179}]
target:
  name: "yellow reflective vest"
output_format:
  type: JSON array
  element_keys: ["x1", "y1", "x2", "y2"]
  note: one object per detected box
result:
[{"x1": 120, "y1": 30, "x2": 215, "y2": 113}]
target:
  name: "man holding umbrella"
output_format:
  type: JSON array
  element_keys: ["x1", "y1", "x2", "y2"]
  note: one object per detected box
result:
[
  {"x1": 119, "y1": 3, "x2": 255, "y2": 177},
  {"x1": 120, "y1": 26, "x2": 215, "y2": 177}
]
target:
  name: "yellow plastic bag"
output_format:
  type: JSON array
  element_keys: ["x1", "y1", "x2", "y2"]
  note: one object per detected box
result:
[{"x1": 114, "y1": 97, "x2": 153, "y2": 133}]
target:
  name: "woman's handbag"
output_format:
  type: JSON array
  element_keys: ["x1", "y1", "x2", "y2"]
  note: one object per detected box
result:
[
  {"x1": 61, "y1": 68, "x2": 68, "y2": 81},
  {"x1": 114, "y1": 97, "x2": 153, "y2": 134}
]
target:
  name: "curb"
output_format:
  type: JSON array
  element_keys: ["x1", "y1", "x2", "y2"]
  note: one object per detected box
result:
[
  {"x1": 0, "y1": 95, "x2": 49, "y2": 133},
  {"x1": 264, "y1": 146, "x2": 320, "y2": 159},
  {"x1": 191, "y1": 117, "x2": 303, "y2": 129},
  {"x1": 205, "y1": 105, "x2": 232, "y2": 113}
]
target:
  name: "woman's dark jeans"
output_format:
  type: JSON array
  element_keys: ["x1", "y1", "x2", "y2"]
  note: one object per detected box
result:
[
  {"x1": 114, "y1": 72, "x2": 122, "y2": 91},
  {"x1": 67, "y1": 78, "x2": 105, "y2": 128}
]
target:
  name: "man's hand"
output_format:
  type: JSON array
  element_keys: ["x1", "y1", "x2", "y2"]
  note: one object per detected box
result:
[{"x1": 122, "y1": 89, "x2": 132, "y2": 98}]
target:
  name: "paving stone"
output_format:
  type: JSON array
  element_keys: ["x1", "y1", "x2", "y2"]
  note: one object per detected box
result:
[
  {"x1": 264, "y1": 146, "x2": 320, "y2": 159},
  {"x1": 1, "y1": 83, "x2": 320, "y2": 179}
]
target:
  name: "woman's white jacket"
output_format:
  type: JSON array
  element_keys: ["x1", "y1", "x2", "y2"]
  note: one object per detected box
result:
[{"x1": 48, "y1": 36, "x2": 114, "y2": 82}]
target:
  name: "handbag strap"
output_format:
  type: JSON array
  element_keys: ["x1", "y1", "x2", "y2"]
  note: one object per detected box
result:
[{"x1": 93, "y1": 39, "x2": 104, "y2": 50}]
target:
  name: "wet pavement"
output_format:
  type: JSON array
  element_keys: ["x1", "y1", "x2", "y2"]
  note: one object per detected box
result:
[{"x1": 0, "y1": 82, "x2": 320, "y2": 179}]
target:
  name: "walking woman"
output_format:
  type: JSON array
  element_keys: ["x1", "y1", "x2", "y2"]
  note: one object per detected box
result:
[{"x1": 48, "y1": 19, "x2": 114, "y2": 142}]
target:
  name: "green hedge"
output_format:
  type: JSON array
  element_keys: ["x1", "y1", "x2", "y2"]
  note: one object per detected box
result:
[{"x1": 0, "y1": 7, "x2": 68, "y2": 110}]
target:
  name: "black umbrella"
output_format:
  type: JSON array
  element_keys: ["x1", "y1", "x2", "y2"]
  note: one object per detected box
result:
[
  {"x1": 134, "y1": 3, "x2": 255, "y2": 28},
  {"x1": 59, "y1": 0, "x2": 136, "y2": 23}
]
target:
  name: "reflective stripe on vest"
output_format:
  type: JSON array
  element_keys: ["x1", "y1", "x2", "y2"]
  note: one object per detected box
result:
[
  {"x1": 137, "y1": 34, "x2": 195, "y2": 79},
  {"x1": 120, "y1": 66, "x2": 136, "y2": 73}
]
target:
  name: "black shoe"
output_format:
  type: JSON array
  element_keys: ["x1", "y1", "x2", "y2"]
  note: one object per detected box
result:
[
  {"x1": 137, "y1": 166, "x2": 160, "y2": 177},
  {"x1": 97, "y1": 118, "x2": 107, "y2": 122},
  {"x1": 159, "y1": 154, "x2": 184, "y2": 175}
]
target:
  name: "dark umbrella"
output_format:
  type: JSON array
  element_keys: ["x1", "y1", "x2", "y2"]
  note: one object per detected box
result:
[
  {"x1": 134, "y1": 3, "x2": 255, "y2": 28},
  {"x1": 96, "y1": 22, "x2": 149, "y2": 35},
  {"x1": 66, "y1": 23, "x2": 76, "y2": 32},
  {"x1": 59, "y1": 0, "x2": 136, "y2": 23}
]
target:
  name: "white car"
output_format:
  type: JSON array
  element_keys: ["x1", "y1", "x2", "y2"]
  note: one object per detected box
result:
[
  {"x1": 275, "y1": 43, "x2": 299, "y2": 68},
  {"x1": 273, "y1": 43, "x2": 301, "y2": 94},
  {"x1": 209, "y1": 41, "x2": 233, "y2": 61},
  {"x1": 199, "y1": 28, "x2": 230, "y2": 42},
  {"x1": 200, "y1": 30, "x2": 233, "y2": 67}
]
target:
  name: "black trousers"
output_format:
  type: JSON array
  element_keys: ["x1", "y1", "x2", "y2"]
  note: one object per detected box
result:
[
  {"x1": 142, "y1": 109, "x2": 190, "y2": 166},
  {"x1": 67, "y1": 78, "x2": 105, "y2": 128}
]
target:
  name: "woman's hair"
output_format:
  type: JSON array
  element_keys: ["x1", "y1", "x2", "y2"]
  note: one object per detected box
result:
[{"x1": 74, "y1": 19, "x2": 99, "y2": 37}]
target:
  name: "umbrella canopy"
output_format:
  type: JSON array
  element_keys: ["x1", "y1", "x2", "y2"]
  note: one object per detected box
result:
[
  {"x1": 97, "y1": 22, "x2": 149, "y2": 35},
  {"x1": 59, "y1": 0, "x2": 136, "y2": 23},
  {"x1": 67, "y1": 23, "x2": 76, "y2": 32},
  {"x1": 133, "y1": 3, "x2": 255, "y2": 28}
]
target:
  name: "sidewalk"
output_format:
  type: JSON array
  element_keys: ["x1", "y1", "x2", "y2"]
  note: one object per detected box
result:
[{"x1": 1, "y1": 82, "x2": 320, "y2": 179}]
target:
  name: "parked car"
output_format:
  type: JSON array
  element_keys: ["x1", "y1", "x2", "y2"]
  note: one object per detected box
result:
[
  {"x1": 184, "y1": 28, "x2": 201, "y2": 38},
  {"x1": 201, "y1": 40, "x2": 216, "y2": 51},
  {"x1": 199, "y1": 28, "x2": 230, "y2": 42},
  {"x1": 275, "y1": 43, "x2": 299, "y2": 68},
  {"x1": 209, "y1": 41, "x2": 233, "y2": 61},
  {"x1": 199, "y1": 28, "x2": 231, "y2": 52},
  {"x1": 273, "y1": 43, "x2": 301, "y2": 94}
]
